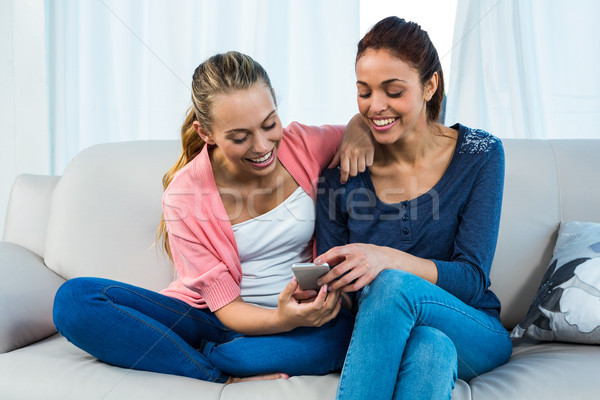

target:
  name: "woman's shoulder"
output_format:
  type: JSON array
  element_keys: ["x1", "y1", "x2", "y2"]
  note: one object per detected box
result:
[
  {"x1": 283, "y1": 122, "x2": 344, "y2": 149},
  {"x1": 285, "y1": 121, "x2": 344, "y2": 135},
  {"x1": 164, "y1": 163, "x2": 193, "y2": 196},
  {"x1": 280, "y1": 122, "x2": 344, "y2": 179},
  {"x1": 163, "y1": 148, "x2": 214, "y2": 208},
  {"x1": 452, "y1": 123, "x2": 503, "y2": 155}
]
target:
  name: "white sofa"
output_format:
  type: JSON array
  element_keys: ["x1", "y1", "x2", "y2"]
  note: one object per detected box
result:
[{"x1": 1, "y1": 138, "x2": 600, "y2": 399}]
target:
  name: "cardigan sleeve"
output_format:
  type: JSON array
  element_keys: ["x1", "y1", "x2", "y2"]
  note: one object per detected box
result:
[
  {"x1": 287, "y1": 122, "x2": 343, "y2": 150},
  {"x1": 161, "y1": 153, "x2": 242, "y2": 312},
  {"x1": 279, "y1": 122, "x2": 344, "y2": 199},
  {"x1": 167, "y1": 229, "x2": 241, "y2": 312}
]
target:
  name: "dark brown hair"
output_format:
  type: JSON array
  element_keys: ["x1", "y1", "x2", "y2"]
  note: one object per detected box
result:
[{"x1": 357, "y1": 16, "x2": 444, "y2": 123}]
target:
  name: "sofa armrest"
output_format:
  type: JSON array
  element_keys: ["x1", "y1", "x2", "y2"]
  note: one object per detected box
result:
[
  {"x1": 0, "y1": 241, "x2": 65, "y2": 353},
  {"x1": 2, "y1": 174, "x2": 61, "y2": 257}
]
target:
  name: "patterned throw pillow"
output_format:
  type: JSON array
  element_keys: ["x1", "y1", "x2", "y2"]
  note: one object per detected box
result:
[{"x1": 511, "y1": 221, "x2": 600, "y2": 343}]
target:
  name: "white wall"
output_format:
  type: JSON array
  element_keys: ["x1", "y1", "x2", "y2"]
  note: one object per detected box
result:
[
  {"x1": 0, "y1": 0, "x2": 51, "y2": 237},
  {"x1": 46, "y1": 0, "x2": 360, "y2": 174},
  {"x1": 446, "y1": 0, "x2": 600, "y2": 139}
]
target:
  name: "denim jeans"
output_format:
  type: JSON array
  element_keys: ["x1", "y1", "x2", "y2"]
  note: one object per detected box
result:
[
  {"x1": 337, "y1": 270, "x2": 512, "y2": 400},
  {"x1": 53, "y1": 277, "x2": 354, "y2": 383}
]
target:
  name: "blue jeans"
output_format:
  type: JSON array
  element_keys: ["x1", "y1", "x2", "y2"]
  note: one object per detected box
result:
[
  {"x1": 53, "y1": 277, "x2": 354, "y2": 383},
  {"x1": 337, "y1": 270, "x2": 512, "y2": 400}
]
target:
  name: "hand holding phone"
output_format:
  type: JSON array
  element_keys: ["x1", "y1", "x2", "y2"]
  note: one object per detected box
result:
[{"x1": 291, "y1": 263, "x2": 330, "y2": 291}]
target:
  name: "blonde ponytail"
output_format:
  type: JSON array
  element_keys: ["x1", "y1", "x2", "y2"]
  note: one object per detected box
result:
[{"x1": 156, "y1": 107, "x2": 205, "y2": 259}]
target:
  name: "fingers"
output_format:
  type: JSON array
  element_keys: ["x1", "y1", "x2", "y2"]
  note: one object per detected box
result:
[
  {"x1": 315, "y1": 248, "x2": 350, "y2": 286},
  {"x1": 342, "y1": 274, "x2": 373, "y2": 293},
  {"x1": 340, "y1": 151, "x2": 372, "y2": 183},
  {"x1": 339, "y1": 156, "x2": 350, "y2": 184},
  {"x1": 324, "y1": 261, "x2": 357, "y2": 290},
  {"x1": 292, "y1": 288, "x2": 318, "y2": 302},
  {"x1": 347, "y1": 157, "x2": 358, "y2": 180},
  {"x1": 279, "y1": 279, "x2": 344, "y2": 329},
  {"x1": 279, "y1": 277, "x2": 299, "y2": 302},
  {"x1": 322, "y1": 288, "x2": 340, "y2": 310},
  {"x1": 312, "y1": 288, "x2": 342, "y2": 326},
  {"x1": 292, "y1": 277, "x2": 318, "y2": 301},
  {"x1": 318, "y1": 263, "x2": 345, "y2": 287},
  {"x1": 317, "y1": 244, "x2": 380, "y2": 291},
  {"x1": 323, "y1": 291, "x2": 343, "y2": 323},
  {"x1": 317, "y1": 254, "x2": 353, "y2": 287},
  {"x1": 315, "y1": 248, "x2": 346, "y2": 269},
  {"x1": 328, "y1": 253, "x2": 378, "y2": 291},
  {"x1": 296, "y1": 285, "x2": 343, "y2": 326},
  {"x1": 366, "y1": 149, "x2": 374, "y2": 168},
  {"x1": 356, "y1": 156, "x2": 366, "y2": 176},
  {"x1": 327, "y1": 151, "x2": 340, "y2": 169},
  {"x1": 331, "y1": 266, "x2": 365, "y2": 291},
  {"x1": 311, "y1": 283, "x2": 329, "y2": 307}
]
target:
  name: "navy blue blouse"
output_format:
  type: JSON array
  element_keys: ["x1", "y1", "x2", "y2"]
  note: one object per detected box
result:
[{"x1": 316, "y1": 124, "x2": 505, "y2": 319}]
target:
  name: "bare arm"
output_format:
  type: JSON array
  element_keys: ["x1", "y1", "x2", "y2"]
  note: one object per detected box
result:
[{"x1": 214, "y1": 278, "x2": 342, "y2": 335}]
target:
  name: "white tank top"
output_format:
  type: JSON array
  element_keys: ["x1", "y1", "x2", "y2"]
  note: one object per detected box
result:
[{"x1": 232, "y1": 186, "x2": 314, "y2": 308}]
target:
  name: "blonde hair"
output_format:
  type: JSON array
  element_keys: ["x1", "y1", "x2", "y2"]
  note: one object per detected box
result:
[{"x1": 157, "y1": 51, "x2": 276, "y2": 259}]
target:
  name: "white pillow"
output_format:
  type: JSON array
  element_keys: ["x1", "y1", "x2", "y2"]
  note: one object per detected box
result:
[{"x1": 511, "y1": 221, "x2": 600, "y2": 343}]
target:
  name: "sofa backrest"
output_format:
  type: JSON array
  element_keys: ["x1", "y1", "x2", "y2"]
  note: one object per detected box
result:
[
  {"x1": 493, "y1": 139, "x2": 600, "y2": 328},
  {"x1": 42, "y1": 138, "x2": 600, "y2": 328},
  {"x1": 44, "y1": 141, "x2": 180, "y2": 292}
]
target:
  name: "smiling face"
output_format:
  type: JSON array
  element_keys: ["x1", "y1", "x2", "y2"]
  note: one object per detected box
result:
[
  {"x1": 196, "y1": 83, "x2": 283, "y2": 180},
  {"x1": 355, "y1": 48, "x2": 437, "y2": 144}
]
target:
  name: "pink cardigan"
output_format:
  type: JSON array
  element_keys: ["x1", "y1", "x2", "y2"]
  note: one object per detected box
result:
[{"x1": 160, "y1": 122, "x2": 343, "y2": 311}]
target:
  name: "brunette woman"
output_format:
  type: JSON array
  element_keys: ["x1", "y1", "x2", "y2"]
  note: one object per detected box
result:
[{"x1": 315, "y1": 17, "x2": 512, "y2": 399}]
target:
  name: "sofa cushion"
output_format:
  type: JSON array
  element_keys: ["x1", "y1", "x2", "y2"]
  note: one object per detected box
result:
[
  {"x1": 0, "y1": 334, "x2": 472, "y2": 400},
  {"x1": 0, "y1": 334, "x2": 224, "y2": 399},
  {"x1": 0, "y1": 242, "x2": 65, "y2": 353},
  {"x1": 511, "y1": 221, "x2": 600, "y2": 343},
  {"x1": 469, "y1": 339, "x2": 600, "y2": 399},
  {"x1": 489, "y1": 139, "x2": 600, "y2": 331},
  {"x1": 43, "y1": 141, "x2": 180, "y2": 291}
]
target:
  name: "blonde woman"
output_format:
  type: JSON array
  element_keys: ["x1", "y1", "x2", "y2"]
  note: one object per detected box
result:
[{"x1": 53, "y1": 51, "x2": 372, "y2": 383}]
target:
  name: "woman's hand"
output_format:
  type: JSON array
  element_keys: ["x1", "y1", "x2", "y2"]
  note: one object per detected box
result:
[
  {"x1": 214, "y1": 278, "x2": 343, "y2": 335},
  {"x1": 329, "y1": 114, "x2": 374, "y2": 183},
  {"x1": 293, "y1": 283, "x2": 353, "y2": 310},
  {"x1": 315, "y1": 243, "x2": 395, "y2": 292},
  {"x1": 276, "y1": 278, "x2": 343, "y2": 331},
  {"x1": 292, "y1": 286, "x2": 318, "y2": 303},
  {"x1": 316, "y1": 244, "x2": 439, "y2": 292}
]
